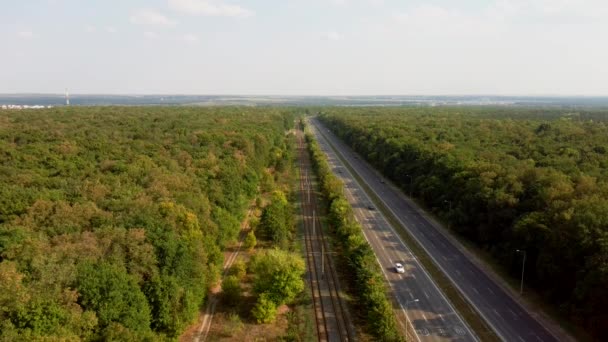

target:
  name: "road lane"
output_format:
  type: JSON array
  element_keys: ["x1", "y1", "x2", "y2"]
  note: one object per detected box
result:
[
  {"x1": 309, "y1": 121, "x2": 477, "y2": 342},
  {"x1": 311, "y1": 118, "x2": 561, "y2": 342}
]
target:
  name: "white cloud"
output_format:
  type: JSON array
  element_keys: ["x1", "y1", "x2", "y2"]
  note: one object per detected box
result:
[
  {"x1": 384, "y1": 0, "x2": 608, "y2": 42},
  {"x1": 325, "y1": 31, "x2": 343, "y2": 41},
  {"x1": 168, "y1": 0, "x2": 254, "y2": 17},
  {"x1": 17, "y1": 31, "x2": 35, "y2": 39},
  {"x1": 389, "y1": 4, "x2": 506, "y2": 39},
  {"x1": 105, "y1": 26, "x2": 118, "y2": 34},
  {"x1": 144, "y1": 31, "x2": 160, "y2": 39},
  {"x1": 180, "y1": 33, "x2": 199, "y2": 43},
  {"x1": 491, "y1": 0, "x2": 608, "y2": 18},
  {"x1": 330, "y1": 0, "x2": 348, "y2": 5},
  {"x1": 131, "y1": 9, "x2": 177, "y2": 27},
  {"x1": 85, "y1": 25, "x2": 97, "y2": 33},
  {"x1": 327, "y1": 0, "x2": 384, "y2": 6},
  {"x1": 350, "y1": 1, "x2": 608, "y2": 95}
]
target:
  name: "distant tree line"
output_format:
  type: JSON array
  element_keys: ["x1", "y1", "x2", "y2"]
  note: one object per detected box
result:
[
  {"x1": 0, "y1": 106, "x2": 294, "y2": 340},
  {"x1": 319, "y1": 107, "x2": 608, "y2": 340}
]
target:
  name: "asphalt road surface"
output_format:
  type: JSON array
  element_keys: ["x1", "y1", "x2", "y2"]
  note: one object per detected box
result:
[
  {"x1": 310, "y1": 118, "x2": 560, "y2": 342},
  {"x1": 309, "y1": 120, "x2": 477, "y2": 342}
]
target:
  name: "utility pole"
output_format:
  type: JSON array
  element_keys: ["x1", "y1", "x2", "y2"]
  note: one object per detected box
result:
[
  {"x1": 321, "y1": 240, "x2": 324, "y2": 278},
  {"x1": 307, "y1": 171, "x2": 310, "y2": 204},
  {"x1": 312, "y1": 210, "x2": 315, "y2": 236}
]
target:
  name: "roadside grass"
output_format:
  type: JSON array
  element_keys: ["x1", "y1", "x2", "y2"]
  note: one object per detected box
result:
[{"x1": 316, "y1": 125, "x2": 501, "y2": 342}]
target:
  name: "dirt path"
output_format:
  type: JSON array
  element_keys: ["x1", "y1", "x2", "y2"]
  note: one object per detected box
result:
[{"x1": 180, "y1": 208, "x2": 253, "y2": 342}]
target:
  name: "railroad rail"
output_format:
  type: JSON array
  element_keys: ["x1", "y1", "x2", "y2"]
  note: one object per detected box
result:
[{"x1": 297, "y1": 129, "x2": 354, "y2": 342}]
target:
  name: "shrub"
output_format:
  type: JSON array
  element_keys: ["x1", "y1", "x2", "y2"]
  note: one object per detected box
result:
[
  {"x1": 229, "y1": 258, "x2": 247, "y2": 280},
  {"x1": 249, "y1": 249, "x2": 305, "y2": 305},
  {"x1": 251, "y1": 293, "x2": 277, "y2": 324},
  {"x1": 244, "y1": 231, "x2": 257, "y2": 251},
  {"x1": 223, "y1": 313, "x2": 244, "y2": 336},
  {"x1": 222, "y1": 276, "x2": 242, "y2": 306}
]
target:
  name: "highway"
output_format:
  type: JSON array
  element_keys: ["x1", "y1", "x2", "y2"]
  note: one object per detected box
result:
[
  {"x1": 310, "y1": 117, "x2": 560, "y2": 342},
  {"x1": 308, "y1": 120, "x2": 477, "y2": 342}
]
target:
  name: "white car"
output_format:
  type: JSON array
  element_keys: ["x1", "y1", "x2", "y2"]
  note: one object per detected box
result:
[{"x1": 395, "y1": 263, "x2": 405, "y2": 274}]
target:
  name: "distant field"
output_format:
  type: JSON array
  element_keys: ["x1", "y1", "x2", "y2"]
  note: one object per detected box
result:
[{"x1": 2, "y1": 94, "x2": 608, "y2": 107}]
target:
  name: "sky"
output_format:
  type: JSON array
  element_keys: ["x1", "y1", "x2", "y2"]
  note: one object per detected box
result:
[{"x1": 1, "y1": 0, "x2": 607, "y2": 95}]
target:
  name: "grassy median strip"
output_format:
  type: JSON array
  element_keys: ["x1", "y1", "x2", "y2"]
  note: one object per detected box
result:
[{"x1": 314, "y1": 120, "x2": 501, "y2": 342}]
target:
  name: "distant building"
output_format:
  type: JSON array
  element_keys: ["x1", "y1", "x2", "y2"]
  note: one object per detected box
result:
[{"x1": 1, "y1": 104, "x2": 53, "y2": 110}]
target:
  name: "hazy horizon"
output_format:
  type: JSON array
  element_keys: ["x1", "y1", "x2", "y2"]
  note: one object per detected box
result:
[
  {"x1": 3, "y1": 93, "x2": 608, "y2": 97},
  {"x1": 2, "y1": 0, "x2": 608, "y2": 96}
]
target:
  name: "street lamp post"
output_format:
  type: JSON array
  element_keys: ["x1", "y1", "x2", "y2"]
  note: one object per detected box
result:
[{"x1": 515, "y1": 249, "x2": 526, "y2": 295}]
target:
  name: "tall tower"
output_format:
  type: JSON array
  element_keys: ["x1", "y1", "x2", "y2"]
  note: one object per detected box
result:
[{"x1": 65, "y1": 88, "x2": 70, "y2": 106}]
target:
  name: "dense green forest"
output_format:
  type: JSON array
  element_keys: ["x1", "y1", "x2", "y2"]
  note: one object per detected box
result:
[
  {"x1": 319, "y1": 107, "x2": 608, "y2": 340},
  {"x1": 0, "y1": 107, "x2": 293, "y2": 340}
]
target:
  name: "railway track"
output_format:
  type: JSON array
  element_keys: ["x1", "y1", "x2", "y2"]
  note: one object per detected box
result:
[{"x1": 297, "y1": 129, "x2": 354, "y2": 342}]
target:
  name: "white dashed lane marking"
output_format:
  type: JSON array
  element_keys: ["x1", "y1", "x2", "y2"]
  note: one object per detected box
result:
[{"x1": 493, "y1": 309, "x2": 502, "y2": 318}]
